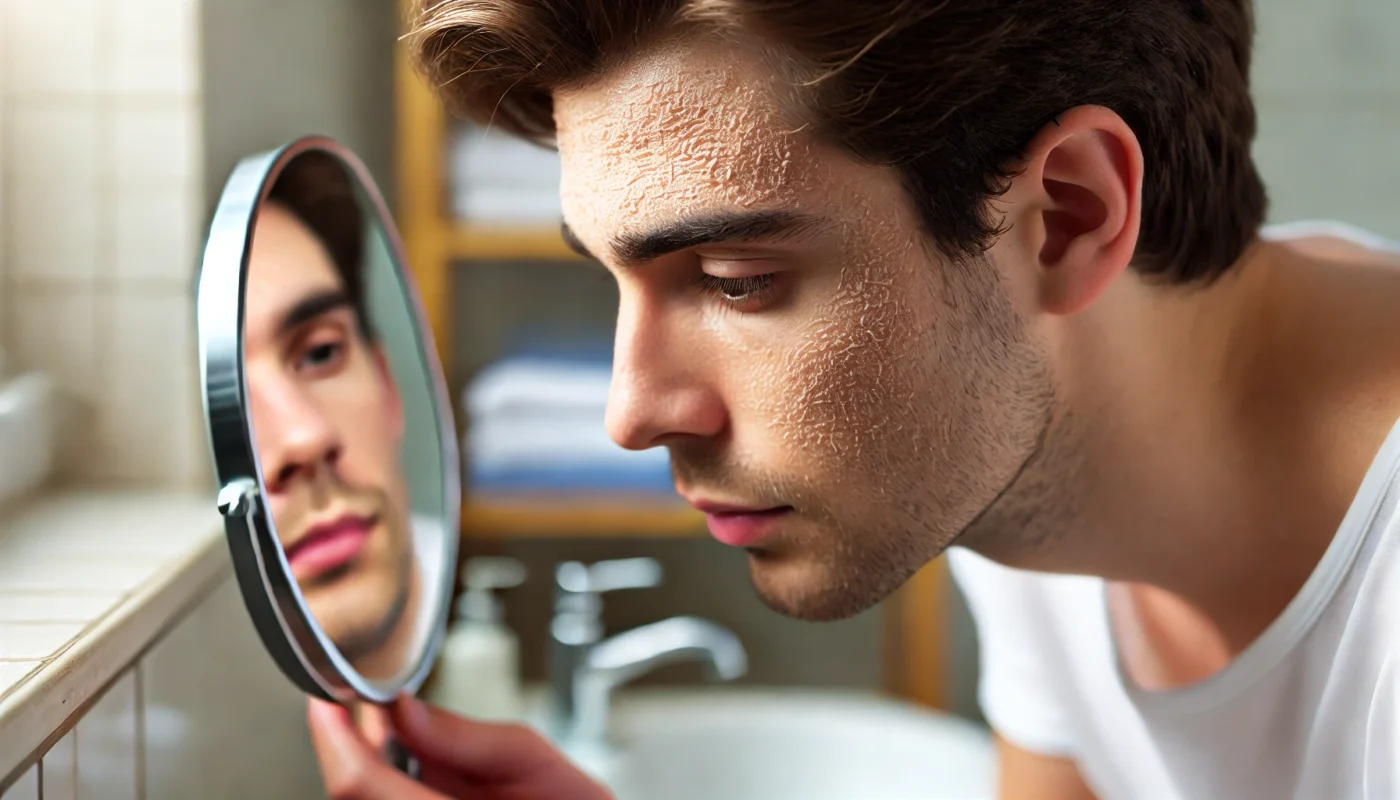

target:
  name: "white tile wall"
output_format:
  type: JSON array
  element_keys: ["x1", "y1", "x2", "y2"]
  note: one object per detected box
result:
[
  {"x1": 40, "y1": 733, "x2": 75, "y2": 800},
  {"x1": 3, "y1": 0, "x2": 103, "y2": 98},
  {"x1": 0, "y1": 0, "x2": 208, "y2": 488},
  {"x1": 0, "y1": 764, "x2": 37, "y2": 800},
  {"x1": 94, "y1": 293, "x2": 200, "y2": 484},
  {"x1": 0, "y1": 0, "x2": 8, "y2": 351},
  {"x1": 75, "y1": 671, "x2": 140, "y2": 800},
  {"x1": 141, "y1": 577, "x2": 324, "y2": 800},
  {"x1": 2, "y1": 574, "x2": 324, "y2": 800},
  {"x1": 109, "y1": 0, "x2": 201, "y2": 98}
]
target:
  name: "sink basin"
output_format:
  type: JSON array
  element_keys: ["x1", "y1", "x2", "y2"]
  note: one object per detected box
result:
[
  {"x1": 0, "y1": 372, "x2": 56, "y2": 508},
  {"x1": 540, "y1": 688, "x2": 996, "y2": 800}
]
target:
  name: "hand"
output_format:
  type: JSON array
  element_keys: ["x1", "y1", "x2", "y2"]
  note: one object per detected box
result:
[{"x1": 307, "y1": 695, "x2": 615, "y2": 800}]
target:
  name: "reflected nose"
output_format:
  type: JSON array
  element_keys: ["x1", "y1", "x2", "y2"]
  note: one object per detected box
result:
[
  {"x1": 252, "y1": 378, "x2": 341, "y2": 490},
  {"x1": 605, "y1": 300, "x2": 726, "y2": 451}
]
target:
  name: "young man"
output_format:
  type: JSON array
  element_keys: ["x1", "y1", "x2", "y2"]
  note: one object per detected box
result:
[
  {"x1": 308, "y1": 2, "x2": 1400, "y2": 798},
  {"x1": 246, "y1": 153, "x2": 425, "y2": 682}
]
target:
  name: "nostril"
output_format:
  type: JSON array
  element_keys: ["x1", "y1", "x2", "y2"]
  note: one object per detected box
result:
[{"x1": 275, "y1": 462, "x2": 293, "y2": 484}]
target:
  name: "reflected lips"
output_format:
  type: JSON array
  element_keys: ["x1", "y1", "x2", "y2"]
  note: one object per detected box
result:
[
  {"x1": 691, "y1": 501, "x2": 791, "y2": 547},
  {"x1": 286, "y1": 514, "x2": 373, "y2": 579}
]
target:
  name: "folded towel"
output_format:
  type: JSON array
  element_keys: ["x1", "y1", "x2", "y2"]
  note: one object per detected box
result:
[
  {"x1": 466, "y1": 361, "x2": 613, "y2": 419},
  {"x1": 466, "y1": 418, "x2": 670, "y2": 468},
  {"x1": 468, "y1": 461, "x2": 678, "y2": 495}
]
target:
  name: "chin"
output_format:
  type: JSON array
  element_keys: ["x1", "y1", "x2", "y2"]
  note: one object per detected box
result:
[
  {"x1": 308, "y1": 578, "x2": 401, "y2": 656},
  {"x1": 746, "y1": 550, "x2": 883, "y2": 622},
  {"x1": 746, "y1": 533, "x2": 930, "y2": 623}
]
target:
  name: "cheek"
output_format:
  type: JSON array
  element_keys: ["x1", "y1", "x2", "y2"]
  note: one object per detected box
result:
[
  {"x1": 321, "y1": 371, "x2": 400, "y2": 464},
  {"x1": 773, "y1": 275, "x2": 923, "y2": 462},
  {"x1": 758, "y1": 222, "x2": 934, "y2": 466}
]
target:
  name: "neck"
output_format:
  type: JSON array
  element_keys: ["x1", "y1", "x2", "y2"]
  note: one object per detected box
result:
[{"x1": 1006, "y1": 239, "x2": 1400, "y2": 653}]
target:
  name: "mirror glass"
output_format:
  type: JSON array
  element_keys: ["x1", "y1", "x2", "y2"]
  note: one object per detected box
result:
[{"x1": 201, "y1": 139, "x2": 458, "y2": 699}]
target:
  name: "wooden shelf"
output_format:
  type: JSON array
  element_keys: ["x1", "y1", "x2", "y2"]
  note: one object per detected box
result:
[
  {"x1": 462, "y1": 495, "x2": 706, "y2": 538},
  {"x1": 448, "y1": 222, "x2": 584, "y2": 262}
]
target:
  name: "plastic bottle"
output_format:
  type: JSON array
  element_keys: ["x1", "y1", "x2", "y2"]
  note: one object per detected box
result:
[{"x1": 427, "y1": 557, "x2": 527, "y2": 721}]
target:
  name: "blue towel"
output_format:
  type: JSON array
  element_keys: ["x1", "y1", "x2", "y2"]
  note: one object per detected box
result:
[{"x1": 468, "y1": 461, "x2": 679, "y2": 495}]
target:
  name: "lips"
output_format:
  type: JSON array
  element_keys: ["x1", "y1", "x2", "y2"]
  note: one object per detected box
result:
[
  {"x1": 687, "y1": 499, "x2": 792, "y2": 548},
  {"x1": 284, "y1": 513, "x2": 375, "y2": 580}
]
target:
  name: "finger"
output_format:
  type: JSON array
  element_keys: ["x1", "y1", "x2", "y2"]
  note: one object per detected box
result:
[
  {"x1": 355, "y1": 702, "x2": 393, "y2": 751},
  {"x1": 307, "y1": 698, "x2": 442, "y2": 800},
  {"x1": 390, "y1": 694, "x2": 563, "y2": 782}
]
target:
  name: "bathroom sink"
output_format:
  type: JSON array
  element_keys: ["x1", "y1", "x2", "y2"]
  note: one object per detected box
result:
[
  {"x1": 0, "y1": 372, "x2": 56, "y2": 508},
  {"x1": 540, "y1": 688, "x2": 996, "y2": 800}
]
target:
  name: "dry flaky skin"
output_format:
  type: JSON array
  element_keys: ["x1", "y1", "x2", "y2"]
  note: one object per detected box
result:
[{"x1": 553, "y1": 34, "x2": 1048, "y2": 620}]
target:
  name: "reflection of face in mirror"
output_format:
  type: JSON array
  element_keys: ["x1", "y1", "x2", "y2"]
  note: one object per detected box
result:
[{"x1": 242, "y1": 154, "x2": 419, "y2": 680}]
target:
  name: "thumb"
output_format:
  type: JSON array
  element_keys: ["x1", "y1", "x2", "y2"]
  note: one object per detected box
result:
[
  {"x1": 390, "y1": 694, "x2": 564, "y2": 782},
  {"x1": 307, "y1": 698, "x2": 445, "y2": 800}
]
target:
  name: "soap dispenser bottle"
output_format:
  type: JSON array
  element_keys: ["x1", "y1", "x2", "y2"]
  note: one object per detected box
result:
[{"x1": 428, "y1": 557, "x2": 527, "y2": 721}]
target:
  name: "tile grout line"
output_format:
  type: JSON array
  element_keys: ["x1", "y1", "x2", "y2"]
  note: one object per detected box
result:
[
  {"x1": 91, "y1": 0, "x2": 118, "y2": 486},
  {"x1": 135, "y1": 664, "x2": 146, "y2": 800}
]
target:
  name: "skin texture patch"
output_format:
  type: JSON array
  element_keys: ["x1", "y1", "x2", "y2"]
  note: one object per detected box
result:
[{"x1": 555, "y1": 34, "x2": 1053, "y2": 621}]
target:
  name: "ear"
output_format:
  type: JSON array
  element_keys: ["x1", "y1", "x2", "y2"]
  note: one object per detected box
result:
[
  {"x1": 371, "y1": 344, "x2": 405, "y2": 440},
  {"x1": 1008, "y1": 105, "x2": 1144, "y2": 316}
]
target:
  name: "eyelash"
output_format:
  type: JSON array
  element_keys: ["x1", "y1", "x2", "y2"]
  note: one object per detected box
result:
[{"x1": 696, "y1": 273, "x2": 777, "y2": 308}]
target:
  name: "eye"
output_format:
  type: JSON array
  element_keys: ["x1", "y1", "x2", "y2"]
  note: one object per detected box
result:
[
  {"x1": 302, "y1": 342, "x2": 342, "y2": 368},
  {"x1": 697, "y1": 274, "x2": 777, "y2": 308},
  {"x1": 292, "y1": 328, "x2": 349, "y2": 376}
]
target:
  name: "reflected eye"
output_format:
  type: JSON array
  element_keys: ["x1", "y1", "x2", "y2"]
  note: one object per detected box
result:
[
  {"x1": 293, "y1": 329, "x2": 349, "y2": 376},
  {"x1": 302, "y1": 342, "x2": 342, "y2": 368},
  {"x1": 697, "y1": 274, "x2": 776, "y2": 306}
]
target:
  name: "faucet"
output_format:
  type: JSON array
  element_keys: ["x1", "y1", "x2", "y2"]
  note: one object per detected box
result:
[{"x1": 546, "y1": 558, "x2": 748, "y2": 744}]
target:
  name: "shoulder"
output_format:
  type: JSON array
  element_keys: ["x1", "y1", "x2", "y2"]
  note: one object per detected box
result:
[
  {"x1": 946, "y1": 548, "x2": 1112, "y2": 758},
  {"x1": 1261, "y1": 219, "x2": 1400, "y2": 267}
]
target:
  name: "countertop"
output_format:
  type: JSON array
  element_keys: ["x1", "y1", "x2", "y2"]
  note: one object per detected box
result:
[{"x1": 0, "y1": 489, "x2": 225, "y2": 784}]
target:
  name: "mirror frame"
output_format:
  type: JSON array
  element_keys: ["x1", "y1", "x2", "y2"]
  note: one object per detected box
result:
[{"x1": 196, "y1": 135, "x2": 462, "y2": 704}]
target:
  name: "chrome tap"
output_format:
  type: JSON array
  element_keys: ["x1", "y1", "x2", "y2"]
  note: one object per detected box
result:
[{"x1": 546, "y1": 558, "x2": 748, "y2": 743}]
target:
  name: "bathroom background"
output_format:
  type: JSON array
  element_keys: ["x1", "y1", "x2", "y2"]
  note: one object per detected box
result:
[{"x1": 0, "y1": 0, "x2": 1396, "y2": 792}]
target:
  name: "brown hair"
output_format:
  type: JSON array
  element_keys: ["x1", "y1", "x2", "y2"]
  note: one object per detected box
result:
[
  {"x1": 267, "y1": 150, "x2": 376, "y2": 338},
  {"x1": 410, "y1": 0, "x2": 1267, "y2": 284}
]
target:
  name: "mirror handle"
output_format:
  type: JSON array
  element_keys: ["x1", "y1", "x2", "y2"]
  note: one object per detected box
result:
[{"x1": 384, "y1": 735, "x2": 419, "y2": 778}]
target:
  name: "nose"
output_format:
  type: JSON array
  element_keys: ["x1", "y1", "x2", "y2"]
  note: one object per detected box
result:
[
  {"x1": 249, "y1": 374, "x2": 341, "y2": 491},
  {"x1": 605, "y1": 298, "x2": 726, "y2": 451}
]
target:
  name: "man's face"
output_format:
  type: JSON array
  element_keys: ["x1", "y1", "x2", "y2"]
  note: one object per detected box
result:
[
  {"x1": 555, "y1": 37, "x2": 1055, "y2": 621},
  {"x1": 243, "y1": 202, "x2": 414, "y2": 659}
]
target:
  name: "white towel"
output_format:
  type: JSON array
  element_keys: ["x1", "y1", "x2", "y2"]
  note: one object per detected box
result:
[{"x1": 465, "y1": 360, "x2": 612, "y2": 419}]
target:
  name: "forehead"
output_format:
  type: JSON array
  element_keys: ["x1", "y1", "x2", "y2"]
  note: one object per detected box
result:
[
  {"x1": 552, "y1": 37, "x2": 821, "y2": 249},
  {"x1": 245, "y1": 204, "x2": 344, "y2": 334}
]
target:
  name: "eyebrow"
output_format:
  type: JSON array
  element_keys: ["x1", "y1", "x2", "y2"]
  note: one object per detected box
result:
[
  {"x1": 276, "y1": 289, "x2": 353, "y2": 337},
  {"x1": 561, "y1": 210, "x2": 826, "y2": 268}
]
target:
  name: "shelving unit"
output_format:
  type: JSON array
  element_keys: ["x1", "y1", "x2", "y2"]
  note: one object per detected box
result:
[
  {"x1": 392, "y1": 0, "x2": 677, "y2": 541},
  {"x1": 392, "y1": 2, "x2": 947, "y2": 710}
]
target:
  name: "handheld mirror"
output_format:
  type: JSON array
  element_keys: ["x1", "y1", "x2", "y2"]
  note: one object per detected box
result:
[{"x1": 195, "y1": 136, "x2": 460, "y2": 725}]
